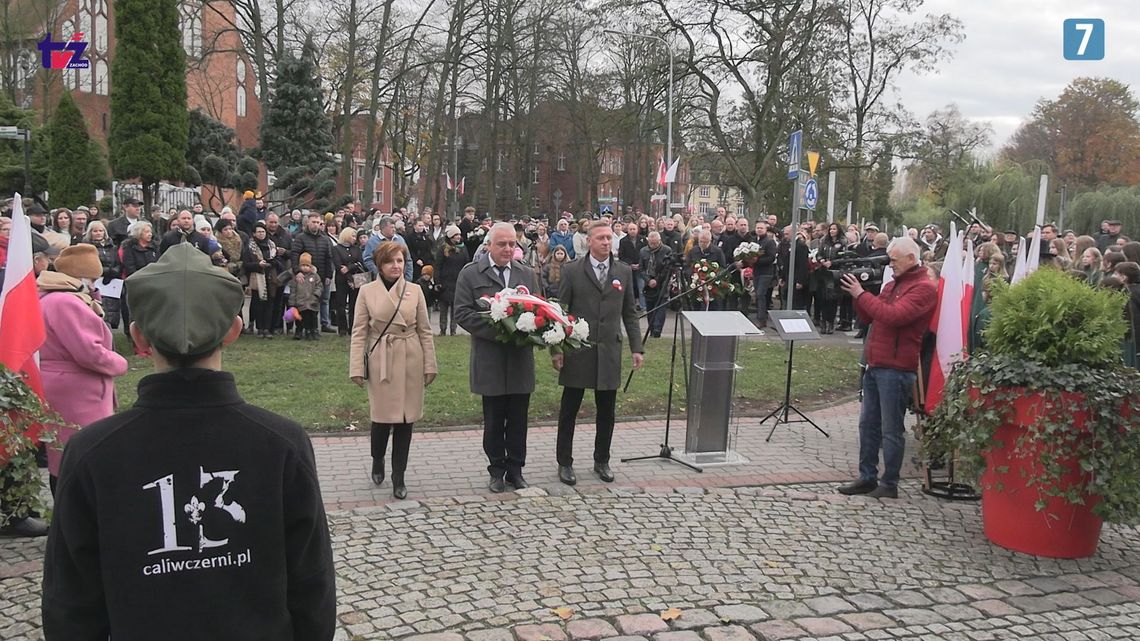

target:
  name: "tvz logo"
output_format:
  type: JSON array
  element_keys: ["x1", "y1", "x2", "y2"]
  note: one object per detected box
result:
[{"x1": 37, "y1": 32, "x2": 90, "y2": 70}]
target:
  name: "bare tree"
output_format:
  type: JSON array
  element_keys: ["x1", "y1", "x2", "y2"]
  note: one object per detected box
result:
[{"x1": 837, "y1": 0, "x2": 963, "y2": 214}]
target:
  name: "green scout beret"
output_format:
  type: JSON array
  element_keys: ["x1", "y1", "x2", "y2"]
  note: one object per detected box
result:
[{"x1": 124, "y1": 243, "x2": 244, "y2": 356}]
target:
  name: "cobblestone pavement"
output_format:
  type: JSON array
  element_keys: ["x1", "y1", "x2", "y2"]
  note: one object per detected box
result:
[
  {"x1": 4, "y1": 481, "x2": 1140, "y2": 641},
  {"x1": 4, "y1": 403, "x2": 1139, "y2": 640}
]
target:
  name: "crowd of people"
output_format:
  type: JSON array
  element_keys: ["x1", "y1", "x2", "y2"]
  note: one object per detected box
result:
[
  {"x1": 2, "y1": 189, "x2": 1138, "y2": 638},
  {"x1": 3, "y1": 194, "x2": 1138, "y2": 531}
]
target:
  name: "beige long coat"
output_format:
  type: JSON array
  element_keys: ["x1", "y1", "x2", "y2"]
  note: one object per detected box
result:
[{"x1": 349, "y1": 279, "x2": 438, "y2": 423}]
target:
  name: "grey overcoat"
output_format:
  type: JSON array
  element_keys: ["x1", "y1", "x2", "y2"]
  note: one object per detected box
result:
[
  {"x1": 557, "y1": 255, "x2": 644, "y2": 390},
  {"x1": 454, "y1": 257, "x2": 541, "y2": 396}
]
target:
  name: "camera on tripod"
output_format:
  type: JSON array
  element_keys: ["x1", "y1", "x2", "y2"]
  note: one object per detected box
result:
[{"x1": 828, "y1": 252, "x2": 889, "y2": 286}]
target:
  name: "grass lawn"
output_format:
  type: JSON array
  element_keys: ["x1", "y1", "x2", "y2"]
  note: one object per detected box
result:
[{"x1": 112, "y1": 333, "x2": 861, "y2": 432}]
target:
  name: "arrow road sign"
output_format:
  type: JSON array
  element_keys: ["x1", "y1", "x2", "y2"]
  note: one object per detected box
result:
[
  {"x1": 803, "y1": 178, "x2": 818, "y2": 210},
  {"x1": 787, "y1": 130, "x2": 802, "y2": 179}
]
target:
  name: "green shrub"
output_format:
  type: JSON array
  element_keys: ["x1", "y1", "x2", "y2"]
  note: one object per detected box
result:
[{"x1": 984, "y1": 267, "x2": 1127, "y2": 367}]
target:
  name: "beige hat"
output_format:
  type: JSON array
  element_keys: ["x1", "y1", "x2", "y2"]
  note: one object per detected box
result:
[
  {"x1": 445, "y1": 224, "x2": 462, "y2": 238},
  {"x1": 54, "y1": 244, "x2": 103, "y2": 280}
]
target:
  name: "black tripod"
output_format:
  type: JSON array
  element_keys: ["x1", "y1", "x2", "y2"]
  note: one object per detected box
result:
[
  {"x1": 621, "y1": 262, "x2": 740, "y2": 472},
  {"x1": 760, "y1": 339, "x2": 830, "y2": 441}
]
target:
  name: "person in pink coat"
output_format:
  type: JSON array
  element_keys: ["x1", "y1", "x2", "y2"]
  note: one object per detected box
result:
[{"x1": 37, "y1": 244, "x2": 128, "y2": 489}]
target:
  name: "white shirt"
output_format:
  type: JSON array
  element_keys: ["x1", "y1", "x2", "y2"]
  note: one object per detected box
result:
[
  {"x1": 590, "y1": 255, "x2": 609, "y2": 281},
  {"x1": 489, "y1": 254, "x2": 510, "y2": 286}
]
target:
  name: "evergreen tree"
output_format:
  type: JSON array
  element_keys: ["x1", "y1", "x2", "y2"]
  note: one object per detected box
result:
[
  {"x1": 47, "y1": 91, "x2": 108, "y2": 208},
  {"x1": 259, "y1": 36, "x2": 337, "y2": 211},
  {"x1": 108, "y1": 0, "x2": 187, "y2": 214},
  {"x1": 186, "y1": 108, "x2": 257, "y2": 209},
  {"x1": 0, "y1": 93, "x2": 48, "y2": 196}
]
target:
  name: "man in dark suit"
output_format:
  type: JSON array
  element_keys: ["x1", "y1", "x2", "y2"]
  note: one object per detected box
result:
[
  {"x1": 454, "y1": 223, "x2": 541, "y2": 493},
  {"x1": 686, "y1": 228, "x2": 728, "y2": 311},
  {"x1": 552, "y1": 221, "x2": 645, "y2": 485}
]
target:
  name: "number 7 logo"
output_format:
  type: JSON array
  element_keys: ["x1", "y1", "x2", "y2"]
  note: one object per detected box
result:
[{"x1": 1063, "y1": 19, "x2": 1105, "y2": 61}]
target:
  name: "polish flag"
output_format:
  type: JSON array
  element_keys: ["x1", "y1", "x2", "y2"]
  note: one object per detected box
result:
[
  {"x1": 925, "y1": 224, "x2": 967, "y2": 414},
  {"x1": 444, "y1": 173, "x2": 453, "y2": 191},
  {"x1": 656, "y1": 158, "x2": 667, "y2": 187},
  {"x1": 664, "y1": 157, "x2": 680, "y2": 183},
  {"x1": 0, "y1": 195, "x2": 47, "y2": 463},
  {"x1": 457, "y1": 177, "x2": 465, "y2": 196},
  {"x1": 961, "y1": 237, "x2": 975, "y2": 330}
]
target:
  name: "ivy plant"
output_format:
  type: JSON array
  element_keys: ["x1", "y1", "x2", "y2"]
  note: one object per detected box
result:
[
  {"x1": 0, "y1": 365, "x2": 57, "y2": 527},
  {"x1": 922, "y1": 268, "x2": 1140, "y2": 524}
]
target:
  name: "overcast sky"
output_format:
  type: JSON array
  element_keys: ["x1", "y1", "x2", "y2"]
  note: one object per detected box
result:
[{"x1": 894, "y1": 0, "x2": 1140, "y2": 153}]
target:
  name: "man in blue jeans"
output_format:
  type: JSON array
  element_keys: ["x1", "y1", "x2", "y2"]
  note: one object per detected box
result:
[{"x1": 837, "y1": 237, "x2": 936, "y2": 499}]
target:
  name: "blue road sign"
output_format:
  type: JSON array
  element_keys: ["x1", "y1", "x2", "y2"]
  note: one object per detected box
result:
[
  {"x1": 804, "y1": 178, "x2": 818, "y2": 210},
  {"x1": 1063, "y1": 19, "x2": 1105, "y2": 61},
  {"x1": 787, "y1": 130, "x2": 802, "y2": 179}
]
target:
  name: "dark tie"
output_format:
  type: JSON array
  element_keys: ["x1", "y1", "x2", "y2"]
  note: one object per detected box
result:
[
  {"x1": 596, "y1": 262, "x2": 607, "y2": 282},
  {"x1": 495, "y1": 265, "x2": 508, "y2": 288}
]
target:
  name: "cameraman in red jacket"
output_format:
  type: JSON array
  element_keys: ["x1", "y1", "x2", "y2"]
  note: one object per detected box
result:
[{"x1": 836, "y1": 236, "x2": 936, "y2": 499}]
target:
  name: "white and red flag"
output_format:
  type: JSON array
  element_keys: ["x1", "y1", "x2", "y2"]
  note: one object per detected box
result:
[
  {"x1": 0, "y1": 194, "x2": 47, "y2": 461},
  {"x1": 925, "y1": 223, "x2": 967, "y2": 414}
]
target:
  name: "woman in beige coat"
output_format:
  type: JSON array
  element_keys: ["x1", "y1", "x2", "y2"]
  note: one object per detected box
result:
[{"x1": 350, "y1": 241, "x2": 438, "y2": 499}]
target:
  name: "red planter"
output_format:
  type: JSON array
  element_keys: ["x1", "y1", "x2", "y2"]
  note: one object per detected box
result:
[{"x1": 978, "y1": 389, "x2": 1103, "y2": 559}]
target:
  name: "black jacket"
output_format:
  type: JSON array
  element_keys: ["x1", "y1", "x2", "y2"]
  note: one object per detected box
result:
[
  {"x1": 41, "y1": 369, "x2": 336, "y2": 641},
  {"x1": 618, "y1": 234, "x2": 647, "y2": 266},
  {"x1": 778, "y1": 238, "x2": 810, "y2": 288},
  {"x1": 106, "y1": 215, "x2": 141, "y2": 247},
  {"x1": 291, "y1": 229, "x2": 334, "y2": 280},
  {"x1": 159, "y1": 228, "x2": 212, "y2": 257},
  {"x1": 436, "y1": 242, "x2": 470, "y2": 303},
  {"x1": 751, "y1": 234, "x2": 778, "y2": 277},
  {"x1": 85, "y1": 239, "x2": 120, "y2": 280},
  {"x1": 331, "y1": 242, "x2": 365, "y2": 289},
  {"x1": 717, "y1": 231, "x2": 743, "y2": 264},
  {"x1": 406, "y1": 231, "x2": 435, "y2": 267},
  {"x1": 639, "y1": 244, "x2": 674, "y2": 291},
  {"x1": 685, "y1": 244, "x2": 727, "y2": 272},
  {"x1": 120, "y1": 238, "x2": 159, "y2": 277}
]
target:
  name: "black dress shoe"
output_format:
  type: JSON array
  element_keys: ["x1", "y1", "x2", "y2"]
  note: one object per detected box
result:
[
  {"x1": 392, "y1": 473, "x2": 407, "y2": 500},
  {"x1": 0, "y1": 516, "x2": 48, "y2": 538},
  {"x1": 506, "y1": 473, "x2": 529, "y2": 490},
  {"x1": 868, "y1": 485, "x2": 898, "y2": 499},
  {"x1": 593, "y1": 463, "x2": 615, "y2": 483},
  {"x1": 321, "y1": 325, "x2": 337, "y2": 333},
  {"x1": 837, "y1": 478, "x2": 878, "y2": 495},
  {"x1": 488, "y1": 475, "x2": 507, "y2": 493},
  {"x1": 371, "y1": 460, "x2": 385, "y2": 486},
  {"x1": 558, "y1": 465, "x2": 577, "y2": 486}
]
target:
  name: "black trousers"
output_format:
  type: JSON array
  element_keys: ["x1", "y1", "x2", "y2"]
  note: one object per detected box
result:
[
  {"x1": 332, "y1": 285, "x2": 358, "y2": 333},
  {"x1": 482, "y1": 394, "x2": 530, "y2": 477},
  {"x1": 556, "y1": 387, "x2": 617, "y2": 467},
  {"x1": 250, "y1": 295, "x2": 273, "y2": 333},
  {"x1": 371, "y1": 422, "x2": 412, "y2": 474}
]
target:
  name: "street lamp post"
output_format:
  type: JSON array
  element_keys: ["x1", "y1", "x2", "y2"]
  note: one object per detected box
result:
[{"x1": 604, "y1": 29, "x2": 673, "y2": 216}]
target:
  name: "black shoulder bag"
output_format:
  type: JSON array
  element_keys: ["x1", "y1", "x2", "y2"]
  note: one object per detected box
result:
[{"x1": 362, "y1": 279, "x2": 406, "y2": 381}]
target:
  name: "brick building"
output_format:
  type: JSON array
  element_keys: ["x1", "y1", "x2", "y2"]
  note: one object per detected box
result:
[
  {"x1": 15, "y1": 0, "x2": 263, "y2": 209},
  {"x1": 337, "y1": 115, "x2": 395, "y2": 214}
]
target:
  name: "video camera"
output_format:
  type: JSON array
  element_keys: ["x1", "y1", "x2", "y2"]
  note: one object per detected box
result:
[{"x1": 828, "y1": 252, "x2": 889, "y2": 287}]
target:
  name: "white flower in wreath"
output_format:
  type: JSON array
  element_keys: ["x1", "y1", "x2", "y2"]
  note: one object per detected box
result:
[
  {"x1": 489, "y1": 297, "x2": 509, "y2": 321},
  {"x1": 571, "y1": 318, "x2": 590, "y2": 341},
  {"x1": 542, "y1": 326, "x2": 566, "y2": 345},
  {"x1": 515, "y1": 311, "x2": 538, "y2": 333}
]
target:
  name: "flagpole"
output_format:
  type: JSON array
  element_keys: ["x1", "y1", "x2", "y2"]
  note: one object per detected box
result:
[{"x1": 453, "y1": 108, "x2": 459, "y2": 220}]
